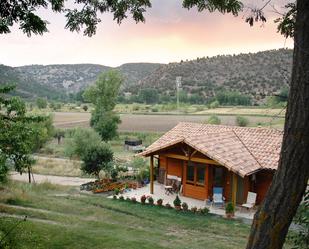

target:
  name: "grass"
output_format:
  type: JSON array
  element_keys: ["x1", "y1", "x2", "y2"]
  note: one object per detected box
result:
[{"x1": 0, "y1": 181, "x2": 294, "y2": 249}]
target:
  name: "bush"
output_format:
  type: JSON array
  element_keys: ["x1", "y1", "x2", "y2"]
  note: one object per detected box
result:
[
  {"x1": 225, "y1": 202, "x2": 235, "y2": 214},
  {"x1": 173, "y1": 195, "x2": 181, "y2": 207},
  {"x1": 165, "y1": 203, "x2": 172, "y2": 209},
  {"x1": 114, "y1": 188, "x2": 120, "y2": 195},
  {"x1": 207, "y1": 115, "x2": 221, "y2": 125},
  {"x1": 119, "y1": 196, "x2": 124, "y2": 201},
  {"x1": 199, "y1": 207, "x2": 210, "y2": 215},
  {"x1": 181, "y1": 202, "x2": 188, "y2": 211},
  {"x1": 64, "y1": 128, "x2": 102, "y2": 158},
  {"x1": 140, "y1": 195, "x2": 146, "y2": 204},
  {"x1": 131, "y1": 197, "x2": 137, "y2": 203},
  {"x1": 209, "y1": 100, "x2": 220, "y2": 109},
  {"x1": 236, "y1": 116, "x2": 249, "y2": 127},
  {"x1": 191, "y1": 206, "x2": 197, "y2": 213},
  {"x1": 81, "y1": 143, "x2": 114, "y2": 179},
  {"x1": 157, "y1": 198, "x2": 163, "y2": 206},
  {"x1": 36, "y1": 98, "x2": 48, "y2": 109},
  {"x1": 147, "y1": 196, "x2": 154, "y2": 205}
]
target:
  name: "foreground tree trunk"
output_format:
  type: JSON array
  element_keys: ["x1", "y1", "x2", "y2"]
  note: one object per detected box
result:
[{"x1": 246, "y1": 1, "x2": 309, "y2": 248}]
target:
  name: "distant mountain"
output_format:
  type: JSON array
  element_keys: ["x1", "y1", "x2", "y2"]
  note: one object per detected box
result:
[
  {"x1": 135, "y1": 49, "x2": 292, "y2": 102},
  {"x1": 0, "y1": 49, "x2": 292, "y2": 102}
]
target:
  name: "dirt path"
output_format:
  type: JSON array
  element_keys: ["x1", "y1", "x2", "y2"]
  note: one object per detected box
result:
[{"x1": 10, "y1": 172, "x2": 95, "y2": 186}]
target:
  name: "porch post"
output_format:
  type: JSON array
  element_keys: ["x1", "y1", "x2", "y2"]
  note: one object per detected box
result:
[
  {"x1": 150, "y1": 155, "x2": 154, "y2": 194},
  {"x1": 232, "y1": 173, "x2": 238, "y2": 207}
]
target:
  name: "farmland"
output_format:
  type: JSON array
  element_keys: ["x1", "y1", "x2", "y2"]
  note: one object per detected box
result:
[{"x1": 53, "y1": 108, "x2": 285, "y2": 132}]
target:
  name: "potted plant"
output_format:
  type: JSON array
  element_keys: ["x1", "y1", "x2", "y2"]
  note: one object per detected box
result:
[
  {"x1": 191, "y1": 206, "x2": 197, "y2": 213},
  {"x1": 165, "y1": 203, "x2": 172, "y2": 209},
  {"x1": 173, "y1": 195, "x2": 182, "y2": 210},
  {"x1": 114, "y1": 188, "x2": 120, "y2": 195},
  {"x1": 140, "y1": 195, "x2": 146, "y2": 204},
  {"x1": 119, "y1": 195, "x2": 124, "y2": 201},
  {"x1": 181, "y1": 202, "x2": 188, "y2": 211},
  {"x1": 157, "y1": 198, "x2": 163, "y2": 207},
  {"x1": 225, "y1": 202, "x2": 235, "y2": 218},
  {"x1": 147, "y1": 196, "x2": 154, "y2": 205},
  {"x1": 131, "y1": 197, "x2": 137, "y2": 203}
]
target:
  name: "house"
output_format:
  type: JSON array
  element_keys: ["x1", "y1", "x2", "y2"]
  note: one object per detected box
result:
[{"x1": 139, "y1": 122, "x2": 283, "y2": 206}]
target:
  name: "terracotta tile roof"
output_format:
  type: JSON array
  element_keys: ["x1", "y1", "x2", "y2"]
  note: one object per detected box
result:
[{"x1": 140, "y1": 122, "x2": 283, "y2": 176}]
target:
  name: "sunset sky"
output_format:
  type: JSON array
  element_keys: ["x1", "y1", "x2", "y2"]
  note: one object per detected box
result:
[{"x1": 0, "y1": 0, "x2": 293, "y2": 67}]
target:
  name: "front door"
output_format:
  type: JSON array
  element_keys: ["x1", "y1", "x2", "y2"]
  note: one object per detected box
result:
[{"x1": 183, "y1": 162, "x2": 207, "y2": 200}]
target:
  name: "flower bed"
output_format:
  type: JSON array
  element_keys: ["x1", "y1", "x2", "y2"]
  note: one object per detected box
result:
[{"x1": 80, "y1": 179, "x2": 138, "y2": 193}]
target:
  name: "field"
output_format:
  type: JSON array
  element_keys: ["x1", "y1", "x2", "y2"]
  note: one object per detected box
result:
[
  {"x1": 0, "y1": 181, "x2": 294, "y2": 249},
  {"x1": 53, "y1": 110, "x2": 285, "y2": 132}
]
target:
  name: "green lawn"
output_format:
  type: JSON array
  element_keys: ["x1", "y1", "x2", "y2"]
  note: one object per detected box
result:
[{"x1": 0, "y1": 181, "x2": 294, "y2": 249}]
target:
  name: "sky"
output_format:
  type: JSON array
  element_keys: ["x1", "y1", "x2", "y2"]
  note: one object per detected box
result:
[{"x1": 0, "y1": 0, "x2": 293, "y2": 67}]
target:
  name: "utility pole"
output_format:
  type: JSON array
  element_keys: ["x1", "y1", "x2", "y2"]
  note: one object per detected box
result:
[{"x1": 176, "y1": 76, "x2": 182, "y2": 110}]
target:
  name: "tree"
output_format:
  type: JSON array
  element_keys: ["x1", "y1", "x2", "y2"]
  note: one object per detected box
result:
[
  {"x1": 82, "y1": 105, "x2": 88, "y2": 112},
  {"x1": 138, "y1": 88, "x2": 159, "y2": 104},
  {"x1": 1, "y1": 1, "x2": 308, "y2": 248},
  {"x1": 36, "y1": 98, "x2": 48, "y2": 109},
  {"x1": 83, "y1": 70, "x2": 123, "y2": 141},
  {"x1": 0, "y1": 85, "x2": 43, "y2": 182},
  {"x1": 81, "y1": 143, "x2": 114, "y2": 179},
  {"x1": 90, "y1": 111, "x2": 121, "y2": 142},
  {"x1": 64, "y1": 128, "x2": 101, "y2": 158}
]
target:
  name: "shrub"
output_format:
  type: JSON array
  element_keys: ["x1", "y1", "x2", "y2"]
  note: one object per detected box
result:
[
  {"x1": 113, "y1": 195, "x2": 117, "y2": 199},
  {"x1": 147, "y1": 196, "x2": 154, "y2": 205},
  {"x1": 173, "y1": 195, "x2": 181, "y2": 207},
  {"x1": 225, "y1": 202, "x2": 235, "y2": 214},
  {"x1": 157, "y1": 198, "x2": 163, "y2": 206},
  {"x1": 191, "y1": 206, "x2": 197, "y2": 213},
  {"x1": 131, "y1": 197, "x2": 137, "y2": 203},
  {"x1": 114, "y1": 188, "x2": 120, "y2": 195},
  {"x1": 126, "y1": 197, "x2": 131, "y2": 201},
  {"x1": 140, "y1": 195, "x2": 146, "y2": 204},
  {"x1": 119, "y1": 196, "x2": 124, "y2": 201},
  {"x1": 81, "y1": 143, "x2": 114, "y2": 179},
  {"x1": 165, "y1": 203, "x2": 172, "y2": 209},
  {"x1": 207, "y1": 115, "x2": 221, "y2": 125},
  {"x1": 209, "y1": 100, "x2": 220, "y2": 109},
  {"x1": 181, "y1": 202, "x2": 189, "y2": 211},
  {"x1": 199, "y1": 207, "x2": 210, "y2": 215},
  {"x1": 236, "y1": 116, "x2": 249, "y2": 127}
]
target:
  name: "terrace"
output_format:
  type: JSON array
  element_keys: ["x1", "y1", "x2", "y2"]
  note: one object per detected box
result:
[{"x1": 119, "y1": 182, "x2": 256, "y2": 221}]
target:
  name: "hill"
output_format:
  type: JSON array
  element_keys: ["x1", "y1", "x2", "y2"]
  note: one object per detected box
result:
[
  {"x1": 134, "y1": 49, "x2": 292, "y2": 102},
  {"x1": 1, "y1": 49, "x2": 292, "y2": 102}
]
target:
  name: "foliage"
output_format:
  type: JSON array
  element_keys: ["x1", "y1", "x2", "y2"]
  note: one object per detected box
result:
[
  {"x1": 216, "y1": 91, "x2": 251, "y2": 106},
  {"x1": 209, "y1": 100, "x2": 220, "y2": 109},
  {"x1": 90, "y1": 111, "x2": 121, "y2": 142},
  {"x1": 181, "y1": 202, "x2": 188, "y2": 211},
  {"x1": 207, "y1": 115, "x2": 221, "y2": 125},
  {"x1": 139, "y1": 88, "x2": 159, "y2": 104},
  {"x1": 236, "y1": 116, "x2": 249, "y2": 127},
  {"x1": 173, "y1": 195, "x2": 181, "y2": 207},
  {"x1": 29, "y1": 114, "x2": 54, "y2": 152},
  {"x1": 64, "y1": 128, "x2": 101, "y2": 158},
  {"x1": 157, "y1": 198, "x2": 163, "y2": 206},
  {"x1": 84, "y1": 70, "x2": 123, "y2": 141},
  {"x1": 36, "y1": 98, "x2": 48, "y2": 109},
  {"x1": 81, "y1": 143, "x2": 114, "y2": 179},
  {"x1": 0, "y1": 85, "x2": 44, "y2": 181},
  {"x1": 289, "y1": 190, "x2": 309, "y2": 249},
  {"x1": 147, "y1": 196, "x2": 154, "y2": 205},
  {"x1": 140, "y1": 195, "x2": 146, "y2": 204},
  {"x1": 225, "y1": 202, "x2": 235, "y2": 214},
  {"x1": 275, "y1": 3, "x2": 296, "y2": 38},
  {"x1": 82, "y1": 105, "x2": 88, "y2": 111},
  {"x1": 199, "y1": 207, "x2": 210, "y2": 215}
]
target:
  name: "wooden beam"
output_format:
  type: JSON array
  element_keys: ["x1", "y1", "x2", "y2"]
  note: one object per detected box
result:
[
  {"x1": 232, "y1": 173, "x2": 238, "y2": 207},
  {"x1": 190, "y1": 150, "x2": 198, "y2": 159},
  {"x1": 150, "y1": 155, "x2": 154, "y2": 194},
  {"x1": 162, "y1": 153, "x2": 220, "y2": 165}
]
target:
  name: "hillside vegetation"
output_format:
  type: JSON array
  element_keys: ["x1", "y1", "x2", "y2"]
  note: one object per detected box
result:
[
  {"x1": 0, "y1": 49, "x2": 292, "y2": 103},
  {"x1": 135, "y1": 49, "x2": 292, "y2": 103}
]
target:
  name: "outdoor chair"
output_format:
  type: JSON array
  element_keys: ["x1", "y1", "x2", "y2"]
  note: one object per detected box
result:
[
  {"x1": 211, "y1": 187, "x2": 225, "y2": 207},
  {"x1": 241, "y1": 191, "x2": 257, "y2": 210}
]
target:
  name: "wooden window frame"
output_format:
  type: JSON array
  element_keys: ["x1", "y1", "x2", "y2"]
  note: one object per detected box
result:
[{"x1": 186, "y1": 162, "x2": 206, "y2": 187}]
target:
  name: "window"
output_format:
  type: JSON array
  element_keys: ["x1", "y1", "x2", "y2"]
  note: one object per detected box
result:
[
  {"x1": 187, "y1": 164, "x2": 194, "y2": 182},
  {"x1": 186, "y1": 162, "x2": 206, "y2": 186},
  {"x1": 197, "y1": 167, "x2": 205, "y2": 185}
]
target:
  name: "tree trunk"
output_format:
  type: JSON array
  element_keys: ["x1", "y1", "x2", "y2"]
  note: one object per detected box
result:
[
  {"x1": 246, "y1": 1, "x2": 309, "y2": 248},
  {"x1": 28, "y1": 166, "x2": 31, "y2": 183}
]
